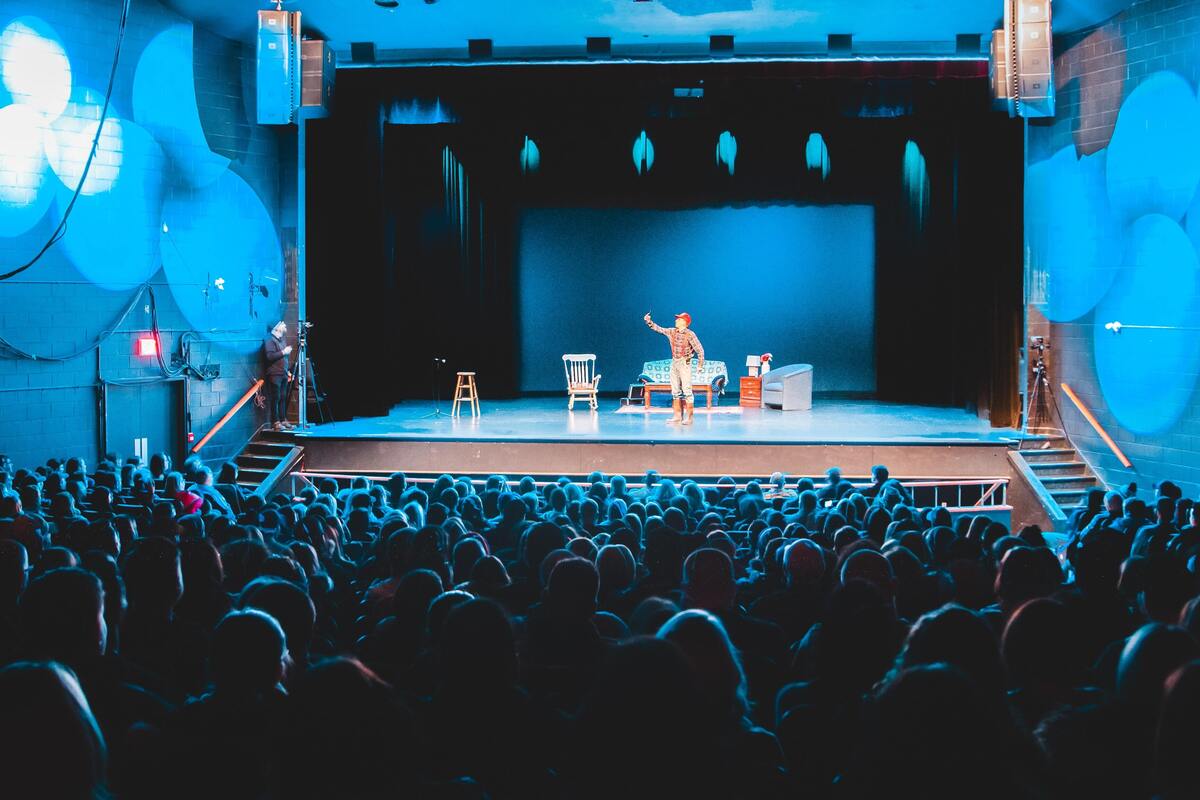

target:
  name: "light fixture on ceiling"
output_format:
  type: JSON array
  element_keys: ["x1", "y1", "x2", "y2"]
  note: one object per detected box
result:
[{"x1": 375, "y1": 0, "x2": 399, "y2": 8}]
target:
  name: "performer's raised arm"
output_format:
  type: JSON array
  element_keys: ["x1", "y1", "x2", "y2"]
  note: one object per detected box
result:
[{"x1": 644, "y1": 313, "x2": 669, "y2": 335}]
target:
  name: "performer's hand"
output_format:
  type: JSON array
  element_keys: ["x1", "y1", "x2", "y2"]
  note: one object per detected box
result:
[
  {"x1": 643, "y1": 313, "x2": 651, "y2": 322},
  {"x1": 283, "y1": 345, "x2": 293, "y2": 355},
  {"x1": 699, "y1": 361, "x2": 705, "y2": 370}
]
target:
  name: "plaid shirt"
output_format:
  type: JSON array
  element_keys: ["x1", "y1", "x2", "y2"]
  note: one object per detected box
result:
[{"x1": 647, "y1": 319, "x2": 705, "y2": 362}]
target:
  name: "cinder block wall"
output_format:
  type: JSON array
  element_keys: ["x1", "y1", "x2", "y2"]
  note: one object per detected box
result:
[
  {"x1": 1028, "y1": 0, "x2": 1200, "y2": 498},
  {"x1": 0, "y1": 0, "x2": 295, "y2": 470}
]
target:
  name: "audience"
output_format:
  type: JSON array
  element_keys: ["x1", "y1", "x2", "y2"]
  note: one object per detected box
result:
[{"x1": 1, "y1": 452, "x2": 1199, "y2": 798}]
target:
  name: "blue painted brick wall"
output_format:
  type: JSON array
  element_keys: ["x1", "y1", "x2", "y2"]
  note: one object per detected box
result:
[
  {"x1": 0, "y1": 0, "x2": 294, "y2": 471},
  {"x1": 1029, "y1": 0, "x2": 1200, "y2": 499}
]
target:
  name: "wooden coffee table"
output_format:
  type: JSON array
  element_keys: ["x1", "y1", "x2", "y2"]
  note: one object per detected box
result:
[{"x1": 642, "y1": 383, "x2": 714, "y2": 408}]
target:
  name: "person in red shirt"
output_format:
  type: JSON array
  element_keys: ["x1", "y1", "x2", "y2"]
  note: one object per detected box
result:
[{"x1": 644, "y1": 312, "x2": 705, "y2": 425}]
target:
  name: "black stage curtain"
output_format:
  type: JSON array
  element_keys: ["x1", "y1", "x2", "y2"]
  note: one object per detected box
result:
[{"x1": 308, "y1": 64, "x2": 1022, "y2": 425}]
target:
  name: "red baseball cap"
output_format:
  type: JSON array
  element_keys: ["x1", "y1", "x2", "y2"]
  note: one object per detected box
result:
[{"x1": 674, "y1": 312, "x2": 692, "y2": 326}]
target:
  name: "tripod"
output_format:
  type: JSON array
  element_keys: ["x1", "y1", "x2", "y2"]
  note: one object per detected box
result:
[
  {"x1": 420, "y1": 357, "x2": 449, "y2": 419},
  {"x1": 1019, "y1": 337, "x2": 1066, "y2": 450},
  {"x1": 290, "y1": 324, "x2": 330, "y2": 427}
]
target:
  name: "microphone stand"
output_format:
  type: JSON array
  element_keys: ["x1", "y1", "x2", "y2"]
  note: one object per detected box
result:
[{"x1": 421, "y1": 357, "x2": 449, "y2": 419}]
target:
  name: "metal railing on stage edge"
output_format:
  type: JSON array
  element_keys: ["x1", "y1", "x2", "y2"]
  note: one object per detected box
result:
[{"x1": 290, "y1": 471, "x2": 1009, "y2": 515}]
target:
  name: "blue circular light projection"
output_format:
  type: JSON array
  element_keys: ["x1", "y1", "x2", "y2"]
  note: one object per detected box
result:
[
  {"x1": 1025, "y1": 145, "x2": 1122, "y2": 321},
  {"x1": 1183, "y1": 181, "x2": 1200, "y2": 257},
  {"x1": 0, "y1": 16, "x2": 71, "y2": 120},
  {"x1": 1093, "y1": 214, "x2": 1200, "y2": 434},
  {"x1": 1106, "y1": 71, "x2": 1200, "y2": 225},
  {"x1": 132, "y1": 24, "x2": 229, "y2": 189},
  {"x1": 0, "y1": 103, "x2": 53, "y2": 237},
  {"x1": 54, "y1": 119, "x2": 166, "y2": 290},
  {"x1": 43, "y1": 85, "x2": 122, "y2": 195},
  {"x1": 161, "y1": 170, "x2": 282, "y2": 353}
]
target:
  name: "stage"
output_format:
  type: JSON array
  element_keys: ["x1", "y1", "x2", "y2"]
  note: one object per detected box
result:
[
  {"x1": 281, "y1": 397, "x2": 1048, "y2": 528},
  {"x1": 280, "y1": 398, "x2": 1051, "y2": 527},
  {"x1": 295, "y1": 397, "x2": 1021, "y2": 446}
]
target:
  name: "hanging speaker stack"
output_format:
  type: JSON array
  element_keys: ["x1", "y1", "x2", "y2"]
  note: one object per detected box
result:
[
  {"x1": 256, "y1": 9, "x2": 302, "y2": 125},
  {"x1": 990, "y1": 0, "x2": 1055, "y2": 118}
]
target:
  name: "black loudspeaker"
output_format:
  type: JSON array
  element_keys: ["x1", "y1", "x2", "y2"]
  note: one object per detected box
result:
[
  {"x1": 350, "y1": 41, "x2": 376, "y2": 63},
  {"x1": 956, "y1": 33, "x2": 982, "y2": 55},
  {"x1": 256, "y1": 9, "x2": 301, "y2": 125},
  {"x1": 827, "y1": 34, "x2": 853, "y2": 56},
  {"x1": 710, "y1": 34, "x2": 734, "y2": 54},
  {"x1": 468, "y1": 38, "x2": 493, "y2": 58},
  {"x1": 586, "y1": 36, "x2": 611, "y2": 56}
]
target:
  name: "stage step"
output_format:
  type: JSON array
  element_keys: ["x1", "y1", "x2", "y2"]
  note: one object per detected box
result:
[
  {"x1": 1038, "y1": 475, "x2": 1099, "y2": 491},
  {"x1": 1019, "y1": 448, "x2": 1078, "y2": 463},
  {"x1": 1050, "y1": 488, "x2": 1089, "y2": 505},
  {"x1": 227, "y1": 427, "x2": 305, "y2": 498},
  {"x1": 1027, "y1": 461, "x2": 1089, "y2": 477},
  {"x1": 237, "y1": 453, "x2": 286, "y2": 467},
  {"x1": 1012, "y1": 440, "x2": 1106, "y2": 530}
]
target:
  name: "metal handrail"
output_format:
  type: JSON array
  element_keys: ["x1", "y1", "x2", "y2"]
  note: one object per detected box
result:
[
  {"x1": 192, "y1": 379, "x2": 264, "y2": 453},
  {"x1": 255, "y1": 446, "x2": 304, "y2": 498},
  {"x1": 1060, "y1": 382, "x2": 1133, "y2": 468},
  {"x1": 297, "y1": 470, "x2": 1007, "y2": 506}
]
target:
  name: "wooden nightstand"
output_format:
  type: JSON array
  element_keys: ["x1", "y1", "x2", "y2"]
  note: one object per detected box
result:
[{"x1": 739, "y1": 376, "x2": 762, "y2": 407}]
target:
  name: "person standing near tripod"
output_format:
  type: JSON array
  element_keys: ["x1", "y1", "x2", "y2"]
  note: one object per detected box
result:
[{"x1": 264, "y1": 320, "x2": 294, "y2": 431}]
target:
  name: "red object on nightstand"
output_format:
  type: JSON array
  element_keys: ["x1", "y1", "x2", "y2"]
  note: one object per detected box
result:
[{"x1": 739, "y1": 376, "x2": 762, "y2": 407}]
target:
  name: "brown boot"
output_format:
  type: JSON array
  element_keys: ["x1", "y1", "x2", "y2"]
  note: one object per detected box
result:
[
  {"x1": 682, "y1": 399, "x2": 695, "y2": 425},
  {"x1": 668, "y1": 399, "x2": 683, "y2": 424}
]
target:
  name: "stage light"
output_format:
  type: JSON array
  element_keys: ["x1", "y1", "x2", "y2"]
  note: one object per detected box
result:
[
  {"x1": 214, "y1": 277, "x2": 226, "y2": 291},
  {"x1": 1104, "y1": 321, "x2": 1122, "y2": 333},
  {"x1": 902, "y1": 140, "x2": 930, "y2": 230},
  {"x1": 632, "y1": 130, "x2": 655, "y2": 175},
  {"x1": 716, "y1": 130, "x2": 737, "y2": 176},
  {"x1": 136, "y1": 335, "x2": 158, "y2": 357},
  {"x1": 804, "y1": 132, "x2": 830, "y2": 180},
  {"x1": 520, "y1": 135, "x2": 540, "y2": 175}
]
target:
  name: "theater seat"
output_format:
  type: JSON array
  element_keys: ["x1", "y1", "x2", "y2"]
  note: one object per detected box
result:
[{"x1": 761, "y1": 364, "x2": 813, "y2": 411}]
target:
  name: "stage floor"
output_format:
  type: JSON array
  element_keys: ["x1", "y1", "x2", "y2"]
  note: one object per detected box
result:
[{"x1": 294, "y1": 397, "x2": 1022, "y2": 446}]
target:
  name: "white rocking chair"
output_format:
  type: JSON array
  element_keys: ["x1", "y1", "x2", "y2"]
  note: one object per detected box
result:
[{"x1": 562, "y1": 354, "x2": 601, "y2": 410}]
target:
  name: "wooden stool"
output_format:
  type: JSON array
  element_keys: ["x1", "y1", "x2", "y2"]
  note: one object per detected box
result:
[{"x1": 451, "y1": 372, "x2": 480, "y2": 417}]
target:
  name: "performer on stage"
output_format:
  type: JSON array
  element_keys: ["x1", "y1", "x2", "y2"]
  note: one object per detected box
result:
[
  {"x1": 264, "y1": 320, "x2": 293, "y2": 431},
  {"x1": 644, "y1": 311, "x2": 705, "y2": 425}
]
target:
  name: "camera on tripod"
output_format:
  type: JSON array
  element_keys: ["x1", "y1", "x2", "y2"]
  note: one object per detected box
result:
[{"x1": 1029, "y1": 335, "x2": 1049, "y2": 353}]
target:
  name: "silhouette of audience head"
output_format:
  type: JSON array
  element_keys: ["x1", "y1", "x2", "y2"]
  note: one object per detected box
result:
[
  {"x1": 0, "y1": 661, "x2": 107, "y2": 800},
  {"x1": 657, "y1": 609, "x2": 748, "y2": 723},
  {"x1": 210, "y1": 609, "x2": 288, "y2": 694},
  {"x1": 682, "y1": 548, "x2": 736, "y2": 612}
]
